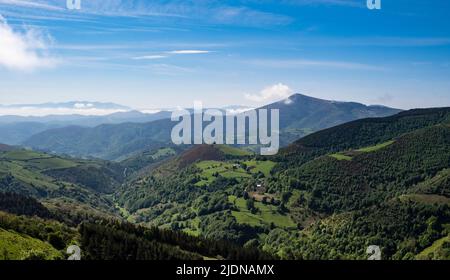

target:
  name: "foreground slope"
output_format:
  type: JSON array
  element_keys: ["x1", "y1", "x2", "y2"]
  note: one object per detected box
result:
[{"x1": 0, "y1": 193, "x2": 272, "y2": 260}]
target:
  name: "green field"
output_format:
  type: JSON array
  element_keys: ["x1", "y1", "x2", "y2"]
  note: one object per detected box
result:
[
  {"x1": 0, "y1": 228, "x2": 62, "y2": 260},
  {"x1": 228, "y1": 195, "x2": 296, "y2": 228},
  {"x1": 243, "y1": 160, "x2": 276, "y2": 177},
  {"x1": 150, "y1": 147, "x2": 177, "y2": 159},
  {"x1": 216, "y1": 145, "x2": 253, "y2": 156},
  {"x1": 399, "y1": 194, "x2": 450, "y2": 205},
  {"x1": 330, "y1": 153, "x2": 352, "y2": 161},
  {"x1": 0, "y1": 161, "x2": 60, "y2": 190},
  {"x1": 195, "y1": 161, "x2": 251, "y2": 186},
  {"x1": 195, "y1": 159, "x2": 276, "y2": 186},
  {"x1": 329, "y1": 140, "x2": 395, "y2": 161},
  {"x1": 0, "y1": 150, "x2": 49, "y2": 161},
  {"x1": 0, "y1": 150, "x2": 78, "y2": 171},
  {"x1": 357, "y1": 140, "x2": 395, "y2": 153}
]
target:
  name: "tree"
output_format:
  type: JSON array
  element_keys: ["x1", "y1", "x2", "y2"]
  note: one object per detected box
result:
[
  {"x1": 281, "y1": 191, "x2": 292, "y2": 204},
  {"x1": 243, "y1": 192, "x2": 249, "y2": 200},
  {"x1": 48, "y1": 232, "x2": 66, "y2": 250},
  {"x1": 246, "y1": 199, "x2": 256, "y2": 214}
]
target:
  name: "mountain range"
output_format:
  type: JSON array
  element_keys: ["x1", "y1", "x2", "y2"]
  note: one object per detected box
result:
[
  {"x1": 0, "y1": 103, "x2": 256, "y2": 145},
  {"x1": 19, "y1": 94, "x2": 401, "y2": 160}
]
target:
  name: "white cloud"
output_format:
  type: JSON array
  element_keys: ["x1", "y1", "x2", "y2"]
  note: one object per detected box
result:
[
  {"x1": 0, "y1": 15, "x2": 56, "y2": 71},
  {"x1": 0, "y1": 106, "x2": 128, "y2": 117},
  {"x1": 167, "y1": 50, "x2": 211, "y2": 54},
  {"x1": 74, "y1": 103, "x2": 94, "y2": 109},
  {"x1": 225, "y1": 107, "x2": 255, "y2": 115},
  {"x1": 245, "y1": 83, "x2": 294, "y2": 104},
  {"x1": 132, "y1": 55, "x2": 168, "y2": 60},
  {"x1": 131, "y1": 50, "x2": 211, "y2": 61},
  {"x1": 139, "y1": 109, "x2": 162, "y2": 114}
]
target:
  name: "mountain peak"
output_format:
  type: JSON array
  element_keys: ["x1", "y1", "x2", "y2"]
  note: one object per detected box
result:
[{"x1": 282, "y1": 93, "x2": 400, "y2": 111}]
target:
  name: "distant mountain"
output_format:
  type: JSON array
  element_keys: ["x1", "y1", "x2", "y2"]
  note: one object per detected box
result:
[
  {"x1": 0, "y1": 110, "x2": 173, "y2": 145},
  {"x1": 263, "y1": 93, "x2": 402, "y2": 144},
  {"x1": 23, "y1": 118, "x2": 175, "y2": 160},
  {"x1": 0, "y1": 143, "x2": 14, "y2": 152},
  {"x1": 22, "y1": 94, "x2": 402, "y2": 160},
  {"x1": 0, "y1": 101, "x2": 172, "y2": 138},
  {"x1": 0, "y1": 122, "x2": 60, "y2": 145},
  {"x1": 0, "y1": 110, "x2": 172, "y2": 125}
]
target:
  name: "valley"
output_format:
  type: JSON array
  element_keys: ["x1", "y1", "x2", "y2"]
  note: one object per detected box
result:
[{"x1": 0, "y1": 105, "x2": 449, "y2": 260}]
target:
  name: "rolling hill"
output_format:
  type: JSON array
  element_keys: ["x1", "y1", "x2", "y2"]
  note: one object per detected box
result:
[
  {"x1": 0, "y1": 147, "x2": 125, "y2": 216},
  {"x1": 23, "y1": 119, "x2": 174, "y2": 160}
]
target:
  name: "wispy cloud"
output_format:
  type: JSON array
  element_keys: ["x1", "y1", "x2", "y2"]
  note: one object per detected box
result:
[
  {"x1": 132, "y1": 55, "x2": 168, "y2": 60},
  {"x1": 0, "y1": 0, "x2": 63, "y2": 11},
  {"x1": 167, "y1": 50, "x2": 211, "y2": 54},
  {"x1": 0, "y1": 0, "x2": 292, "y2": 27},
  {"x1": 146, "y1": 63, "x2": 194, "y2": 75},
  {"x1": 0, "y1": 14, "x2": 57, "y2": 71},
  {"x1": 247, "y1": 58, "x2": 385, "y2": 71},
  {"x1": 310, "y1": 37, "x2": 450, "y2": 47},
  {"x1": 0, "y1": 103, "x2": 129, "y2": 116},
  {"x1": 131, "y1": 50, "x2": 212, "y2": 61}
]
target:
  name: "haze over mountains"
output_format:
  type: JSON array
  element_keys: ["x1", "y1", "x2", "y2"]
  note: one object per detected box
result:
[
  {"x1": 12, "y1": 94, "x2": 402, "y2": 160},
  {"x1": 0, "y1": 101, "x2": 131, "y2": 117},
  {"x1": 0, "y1": 101, "x2": 256, "y2": 145}
]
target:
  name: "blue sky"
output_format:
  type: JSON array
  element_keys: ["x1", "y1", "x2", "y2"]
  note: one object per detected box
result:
[{"x1": 0, "y1": 0, "x2": 449, "y2": 110}]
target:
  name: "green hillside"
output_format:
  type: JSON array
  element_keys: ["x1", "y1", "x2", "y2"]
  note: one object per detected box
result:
[
  {"x1": 0, "y1": 148, "x2": 124, "y2": 215},
  {"x1": 416, "y1": 234, "x2": 450, "y2": 260},
  {"x1": 0, "y1": 228, "x2": 63, "y2": 260},
  {"x1": 0, "y1": 205, "x2": 270, "y2": 261},
  {"x1": 280, "y1": 107, "x2": 450, "y2": 166},
  {"x1": 114, "y1": 108, "x2": 450, "y2": 260}
]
